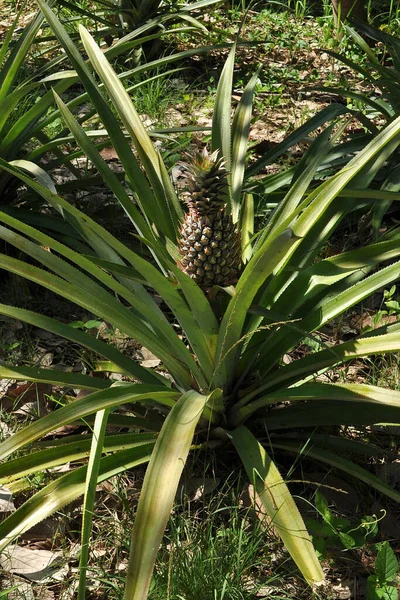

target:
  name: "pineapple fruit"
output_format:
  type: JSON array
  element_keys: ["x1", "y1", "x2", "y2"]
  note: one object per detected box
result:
[{"x1": 178, "y1": 149, "x2": 242, "y2": 288}]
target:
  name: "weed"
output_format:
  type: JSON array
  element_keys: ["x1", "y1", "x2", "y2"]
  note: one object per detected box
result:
[
  {"x1": 367, "y1": 541, "x2": 399, "y2": 600},
  {"x1": 307, "y1": 491, "x2": 379, "y2": 558}
]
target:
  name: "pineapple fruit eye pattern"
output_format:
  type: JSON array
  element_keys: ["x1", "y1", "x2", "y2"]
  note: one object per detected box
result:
[{"x1": 178, "y1": 148, "x2": 242, "y2": 287}]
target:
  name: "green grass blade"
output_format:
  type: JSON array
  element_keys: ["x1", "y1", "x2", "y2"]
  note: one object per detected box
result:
[
  {"x1": 124, "y1": 390, "x2": 209, "y2": 600},
  {"x1": 230, "y1": 425, "x2": 324, "y2": 585}
]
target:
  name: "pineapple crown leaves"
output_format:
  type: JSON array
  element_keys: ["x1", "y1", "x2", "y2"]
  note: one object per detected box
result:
[{"x1": 179, "y1": 147, "x2": 230, "y2": 217}]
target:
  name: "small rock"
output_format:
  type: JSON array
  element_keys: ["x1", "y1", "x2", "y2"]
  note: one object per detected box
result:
[{"x1": 0, "y1": 487, "x2": 15, "y2": 513}]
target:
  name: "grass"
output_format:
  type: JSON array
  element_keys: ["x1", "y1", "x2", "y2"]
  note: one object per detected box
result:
[
  {"x1": 25, "y1": 471, "x2": 310, "y2": 599},
  {"x1": 150, "y1": 481, "x2": 281, "y2": 600},
  {"x1": 3, "y1": 450, "x2": 397, "y2": 598}
]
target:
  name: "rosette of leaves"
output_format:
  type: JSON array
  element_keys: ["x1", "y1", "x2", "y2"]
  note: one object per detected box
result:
[{"x1": 2, "y1": 4, "x2": 400, "y2": 599}]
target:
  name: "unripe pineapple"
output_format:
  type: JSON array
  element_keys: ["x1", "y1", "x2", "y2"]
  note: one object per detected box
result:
[{"x1": 178, "y1": 148, "x2": 241, "y2": 287}]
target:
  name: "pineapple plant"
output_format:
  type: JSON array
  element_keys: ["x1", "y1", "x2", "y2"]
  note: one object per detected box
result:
[
  {"x1": 178, "y1": 149, "x2": 242, "y2": 287},
  {"x1": 5, "y1": 10, "x2": 400, "y2": 600}
]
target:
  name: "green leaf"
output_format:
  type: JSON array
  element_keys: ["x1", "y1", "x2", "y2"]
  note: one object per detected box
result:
[
  {"x1": 79, "y1": 409, "x2": 110, "y2": 598},
  {"x1": 212, "y1": 42, "x2": 236, "y2": 178},
  {"x1": 231, "y1": 382, "x2": 400, "y2": 426},
  {"x1": 263, "y1": 330, "x2": 400, "y2": 394},
  {"x1": 0, "y1": 303, "x2": 160, "y2": 385},
  {"x1": 36, "y1": 0, "x2": 175, "y2": 241},
  {"x1": 246, "y1": 104, "x2": 349, "y2": 178},
  {"x1": 78, "y1": 25, "x2": 182, "y2": 242},
  {"x1": 339, "y1": 531, "x2": 356, "y2": 549},
  {"x1": 0, "y1": 433, "x2": 157, "y2": 483},
  {"x1": 0, "y1": 445, "x2": 154, "y2": 550},
  {"x1": 0, "y1": 214, "x2": 194, "y2": 387},
  {"x1": 315, "y1": 491, "x2": 331, "y2": 523},
  {"x1": 230, "y1": 425, "x2": 324, "y2": 585},
  {"x1": 375, "y1": 542, "x2": 398, "y2": 584},
  {"x1": 240, "y1": 193, "x2": 254, "y2": 263},
  {"x1": 0, "y1": 1, "x2": 57, "y2": 99},
  {"x1": 169, "y1": 264, "x2": 219, "y2": 363},
  {"x1": 231, "y1": 70, "x2": 260, "y2": 221},
  {"x1": 53, "y1": 92, "x2": 160, "y2": 251},
  {"x1": 0, "y1": 364, "x2": 110, "y2": 390},
  {"x1": 263, "y1": 125, "x2": 335, "y2": 241},
  {"x1": 272, "y1": 441, "x2": 400, "y2": 504},
  {"x1": 214, "y1": 229, "x2": 299, "y2": 387},
  {"x1": 124, "y1": 390, "x2": 210, "y2": 599},
  {"x1": 0, "y1": 384, "x2": 179, "y2": 462},
  {"x1": 262, "y1": 400, "x2": 400, "y2": 431}
]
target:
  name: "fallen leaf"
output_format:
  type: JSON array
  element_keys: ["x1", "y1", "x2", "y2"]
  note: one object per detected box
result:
[
  {"x1": 6, "y1": 383, "x2": 51, "y2": 418},
  {"x1": 0, "y1": 546, "x2": 68, "y2": 583},
  {"x1": 99, "y1": 147, "x2": 119, "y2": 160}
]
